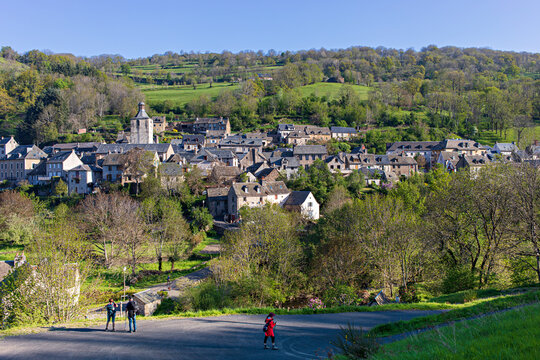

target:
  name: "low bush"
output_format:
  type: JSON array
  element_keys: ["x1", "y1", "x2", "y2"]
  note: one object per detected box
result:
[{"x1": 331, "y1": 322, "x2": 380, "y2": 359}]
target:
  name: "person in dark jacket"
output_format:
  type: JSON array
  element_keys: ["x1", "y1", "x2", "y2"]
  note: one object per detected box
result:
[
  {"x1": 105, "y1": 298, "x2": 117, "y2": 331},
  {"x1": 263, "y1": 312, "x2": 277, "y2": 350},
  {"x1": 126, "y1": 296, "x2": 137, "y2": 333}
]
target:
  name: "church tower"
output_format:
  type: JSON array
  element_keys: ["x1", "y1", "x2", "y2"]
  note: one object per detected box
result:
[{"x1": 130, "y1": 102, "x2": 153, "y2": 144}]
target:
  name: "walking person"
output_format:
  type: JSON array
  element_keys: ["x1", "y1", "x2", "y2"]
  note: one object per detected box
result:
[
  {"x1": 263, "y1": 312, "x2": 278, "y2": 350},
  {"x1": 126, "y1": 295, "x2": 137, "y2": 333},
  {"x1": 105, "y1": 298, "x2": 117, "y2": 332}
]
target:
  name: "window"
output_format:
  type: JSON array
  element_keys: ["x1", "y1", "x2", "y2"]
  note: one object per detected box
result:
[{"x1": 308, "y1": 202, "x2": 313, "y2": 207}]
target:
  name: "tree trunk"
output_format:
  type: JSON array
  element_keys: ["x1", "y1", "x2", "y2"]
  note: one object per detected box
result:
[
  {"x1": 171, "y1": 259, "x2": 175, "y2": 271},
  {"x1": 158, "y1": 256, "x2": 162, "y2": 272}
]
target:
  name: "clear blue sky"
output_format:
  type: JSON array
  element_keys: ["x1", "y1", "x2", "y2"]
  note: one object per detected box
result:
[{"x1": 1, "y1": 0, "x2": 539, "y2": 58}]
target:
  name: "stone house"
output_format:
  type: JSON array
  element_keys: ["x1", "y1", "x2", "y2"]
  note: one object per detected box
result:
[
  {"x1": 331, "y1": 126, "x2": 358, "y2": 140},
  {"x1": 67, "y1": 164, "x2": 94, "y2": 195},
  {"x1": 207, "y1": 187, "x2": 230, "y2": 220},
  {"x1": 133, "y1": 290, "x2": 162, "y2": 316},
  {"x1": 227, "y1": 181, "x2": 290, "y2": 220},
  {"x1": 0, "y1": 145, "x2": 47, "y2": 183},
  {"x1": 180, "y1": 135, "x2": 205, "y2": 152},
  {"x1": 456, "y1": 154, "x2": 492, "y2": 173},
  {"x1": 0, "y1": 136, "x2": 19, "y2": 157},
  {"x1": 283, "y1": 191, "x2": 320, "y2": 220},
  {"x1": 492, "y1": 142, "x2": 519, "y2": 156},
  {"x1": 268, "y1": 156, "x2": 300, "y2": 179},
  {"x1": 386, "y1": 141, "x2": 440, "y2": 167},
  {"x1": 293, "y1": 145, "x2": 327, "y2": 169},
  {"x1": 102, "y1": 150, "x2": 159, "y2": 185},
  {"x1": 159, "y1": 163, "x2": 185, "y2": 192},
  {"x1": 238, "y1": 149, "x2": 267, "y2": 170},
  {"x1": 46, "y1": 150, "x2": 84, "y2": 180},
  {"x1": 152, "y1": 116, "x2": 168, "y2": 134},
  {"x1": 325, "y1": 154, "x2": 349, "y2": 174},
  {"x1": 218, "y1": 138, "x2": 264, "y2": 154},
  {"x1": 436, "y1": 151, "x2": 460, "y2": 172},
  {"x1": 193, "y1": 117, "x2": 231, "y2": 135},
  {"x1": 95, "y1": 143, "x2": 174, "y2": 162}
]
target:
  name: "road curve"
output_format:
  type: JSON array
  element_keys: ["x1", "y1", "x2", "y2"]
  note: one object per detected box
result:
[{"x1": 0, "y1": 310, "x2": 442, "y2": 360}]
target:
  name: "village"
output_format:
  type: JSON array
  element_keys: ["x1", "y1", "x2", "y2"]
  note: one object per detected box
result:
[{"x1": 0, "y1": 102, "x2": 537, "y2": 225}]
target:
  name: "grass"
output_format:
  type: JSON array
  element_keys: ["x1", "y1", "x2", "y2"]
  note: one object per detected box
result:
[
  {"x1": 473, "y1": 125, "x2": 540, "y2": 147},
  {"x1": 143, "y1": 82, "x2": 239, "y2": 107},
  {"x1": 368, "y1": 290, "x2": 540, "y2": 337},
  {"x1": 0, "y1": 243, "x2": 24, "y2": 261},
  {"x1": 297, "y1": 82, "x2": 371, "y2": 100},
  {"x1": 371, "y1": 302, "x2": 540, "y2": 360}
]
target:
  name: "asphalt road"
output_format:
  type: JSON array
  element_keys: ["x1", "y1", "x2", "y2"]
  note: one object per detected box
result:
[{"x1": 0, "y1": 310, "x2": 442, "y2": 360}]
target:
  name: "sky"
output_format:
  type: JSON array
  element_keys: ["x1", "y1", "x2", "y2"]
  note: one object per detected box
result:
[{"x1": 1, "y1": 0, "x2": 539, "y2": 58}]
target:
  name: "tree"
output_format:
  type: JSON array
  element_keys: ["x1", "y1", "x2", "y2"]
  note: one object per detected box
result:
[
  {"x1": 0, "y1": 191, "x2": 37, "y2": 245},
  {"x1": 212, "y1": 205, "x2": 303, "y2": 306},
  {"x1": 78, "y1": 192, "x2": 138, "y2": 268},
  {"x1": 122, "y1": 148, "x2": 156, "y2": 195},
  {"x1": 511, "y1": 164, "x2": 540, "y2": 282},
  {"x1": 192, "y1": 207, "x2": 213, "y2": 232},
  {"x1": 121, "y1": 64, "x2": 131, "y2": 76},
  {"x1": 167, "y1": 216, "x2": 192, "y2": 270},
  {"x1": 54, "y1": 179, "x2": 68, "y2": 197}
]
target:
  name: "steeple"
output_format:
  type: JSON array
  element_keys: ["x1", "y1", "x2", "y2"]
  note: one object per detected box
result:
[{"x1": 133, "y1": 102, "x2": 150, "y2": 119}]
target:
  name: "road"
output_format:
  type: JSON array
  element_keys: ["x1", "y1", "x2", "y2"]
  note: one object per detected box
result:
[{"x1": 0, "y1": 310, "x2": 442, "y2": 360}]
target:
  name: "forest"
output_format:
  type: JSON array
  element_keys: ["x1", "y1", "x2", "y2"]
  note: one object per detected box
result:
[{"x1": 0, "y1": 45, "x2": 539, "y2": 150}]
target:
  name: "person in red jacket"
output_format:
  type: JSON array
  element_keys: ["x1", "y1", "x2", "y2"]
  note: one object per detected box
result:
[{"x1": 263, "y1": 312, "x2": 278, "y2": 350}]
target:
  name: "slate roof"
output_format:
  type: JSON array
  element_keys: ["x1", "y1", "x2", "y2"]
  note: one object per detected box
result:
[
  {"x1": 0, "y1": 137, "x2": 14, "y2": 145},
  {"x1": 48, "y1": 150, "x2": 76, "y2": 163},
  {"x1": 27, "y1": 161, "x2": 47, "y2": 176},
  {"x1": 278, "y1": 124, "x2": 295, "y2": 131},
  {"x1": 159, "y1": 163, "x2": 184, "y2": 176},
  {"x1": 283, "y1": 191, "x2": 311, "y2": 206},
  {"x1": 494, "y1": 142, "x2": 519, "y2": 153},
  {"x1": 219, "y1": 138, "x2": 263, "y2": 147},
  {"x1": 386, "y1": 141, "x2": 440, "y2": 153},
  {"x1": 1, "y1": 145, "x2": 47, "y2": 160},
  {"x1": 182, "y1": 135, "x2": 205, "y2": 145},
  {"x1": 331, "y1": 126, "x2": 357, "y2": 134},
  {"x1": 51, "y1": 142, "x2": 102, "y2": 152},
  {"x1": 134, "y1": 289, "x2": 161, "y2": 304},
  {"x1": 269, "y1": 156, "x2": 300, "y2": 168},
  {"x1": 207, "y1": 187, "x2": 230, "y2": 198},
  {"x1": 96, "y1": 143, "x2": 172, "y2": 155},
  {"x1": 293, "y1": 145, "x2": 327, "y2": 156},
  {"x1": 68, "y1": 164, "x2": 92, "y2": 172},
  {"x1": 255, "y1": 167, "x2": 278, "y2": 179},
  {"x1": 132, "y1": 102, "x2": 150, "y2": 120},
  {"x1": 433, "y1": 139, "x2": 482, "y2": 151},
  {"x1": 231, "y1": 181, "x2": 289, "y2": 197}
]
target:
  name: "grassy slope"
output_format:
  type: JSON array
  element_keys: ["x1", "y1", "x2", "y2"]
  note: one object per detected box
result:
[
  {"x1": 369, "y1": 290, "x2": 540, "y2": 337},
  {"x1": 142, "y1": 82, "x2": 239, "y2": 106},
  {"x1": 297, "y1": 82, "x2": 371, "y2": 101},
  {"x1": 142, "y1": 81, "x2": 372, "y2": 109},
  {"x1": 371, "y1": 303, "x2": 540, "y2": 360}
]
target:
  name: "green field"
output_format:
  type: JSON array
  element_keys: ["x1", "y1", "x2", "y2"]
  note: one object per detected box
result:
[
  {"x1": 474, "y1": 125, "x2": 540, "y2": 147},
  {"x1": 143, "y1": 82, "x2": 240, "y2": 107},
  {"x1": 297, "y1": 82, "x2": 371, "y2": 100},
  {"x1": 142, "y1": 81, "x2": 372, "y2": 109},
  {"x1": 372, "y1": 303, "x2": 540, "y2": 360}
]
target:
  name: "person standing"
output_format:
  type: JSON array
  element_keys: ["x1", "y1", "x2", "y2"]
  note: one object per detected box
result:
[
  {"x1": 126, "y1": 296, "x2": 137, "y2": 333},
  {"x1": 263, "y1": 312, "x2": 278, "y2": 350},
  {"x1": 105, "y1": 298, "x2": 117, "y2": 332}
]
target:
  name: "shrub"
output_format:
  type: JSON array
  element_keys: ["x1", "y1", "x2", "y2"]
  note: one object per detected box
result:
[
  {"x1": 398, "y1": 284, "x2": 420, "y2": 303},
  {"x1": 463, "y1": 289, "x2": 478, "y2": 303},
  {"x1": 186, "y1": 281, "x2": 232, "y2": 311},
  {"x1": 331, "y1": 322, "x2": 380, "y2": 359},
  {"x1": 323, "y1": 284, "x2": 363, "y2": 307},
  {"x1": 308, "y1": 297, "x2": 325, "y2": 309},
  {"x1": 441, "y1": 266, "x2": 477, "y2": 294}
]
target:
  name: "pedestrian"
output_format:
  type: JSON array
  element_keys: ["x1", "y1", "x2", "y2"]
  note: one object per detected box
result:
[
  {"x1": 126, "y1": 295, "x2": 137, "y2": 333},
  {"x1": 263, "y1": 312, "x2": 278, "y2": 350},
  {"x1": 105, "y1": 298, "x2": 117, "y2": 332}
]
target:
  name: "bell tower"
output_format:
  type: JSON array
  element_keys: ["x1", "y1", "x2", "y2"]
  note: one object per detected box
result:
[{"x1": 130, "y1": 102, "x2": 153, "y2": 144}]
